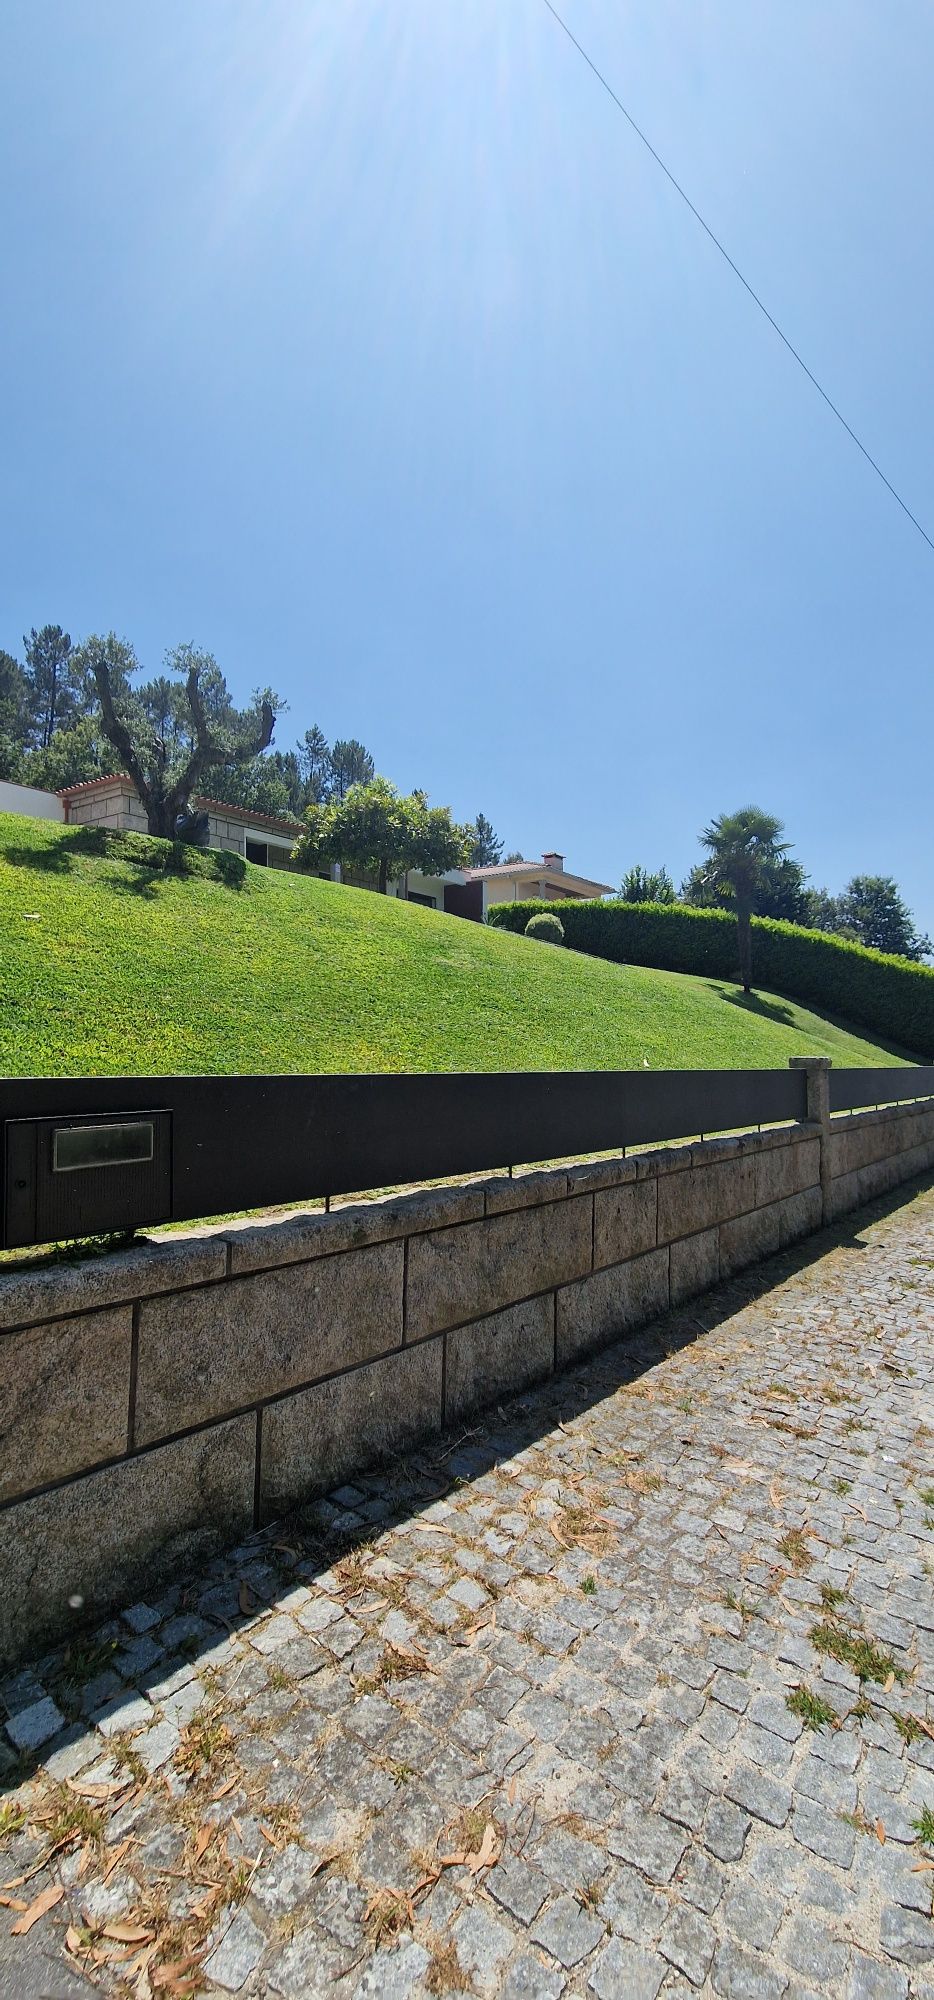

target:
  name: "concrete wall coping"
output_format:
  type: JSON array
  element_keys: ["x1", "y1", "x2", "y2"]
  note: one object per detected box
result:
[{"x1": 830, "y1": 1099, "x2": 934, "y2": 1132}]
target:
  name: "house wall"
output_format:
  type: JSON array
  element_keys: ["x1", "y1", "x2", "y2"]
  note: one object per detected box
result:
[
  {"x1": 63, "y1": 787, "x2": 297, "y2": 861},
  {"x1": 482, "y1": 875, "x2": 595, "y2": 907},
  {"x1": 66, "y1": 786, "x2": 148, "y2": 833},
  {"x1": 0, "y1": 780, "x2": 65, "y2": 822},
  {"x1": 483, "y1": 875, "x2": 539, "y2": 907},
  {"x1": 1, "y1": 1094, "x2": 932, "y2": 1665},
  {"x1": 389, "y1": 872, "x2": 449, "y2": 908}
]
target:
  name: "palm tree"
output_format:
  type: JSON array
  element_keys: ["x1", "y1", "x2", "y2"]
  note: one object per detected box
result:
[{"x1": 699, "y1": 807, "x2": 791, "y2": 992}]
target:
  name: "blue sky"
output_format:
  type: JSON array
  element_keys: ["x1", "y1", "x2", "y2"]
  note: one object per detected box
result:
[{"x1": 2, "y1": 1, "x2": 932, "y2": 929}]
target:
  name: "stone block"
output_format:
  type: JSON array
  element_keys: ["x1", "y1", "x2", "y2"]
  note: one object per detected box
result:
[
  {"x1": 0, "y1": 1415, "x2": 255, "y2": 1666},
  {"x1": 829, "y1": 1168, "x2": 861, "y2": 1220},
  {"x1": 669, "y1": 1229, "x2": 719, "y2": 1307},
  {"x1": 226, "y1": 1183, "x2": 485, "y2": 1276},
  {"x1": 689, "y1": 1136, "x2": 746, "y2": 1169},
  {"x1": 634, "y1": 1144, "x2": 691, "y2": 1181},
  {"x1": 827, "y1": 1126, "x2": 851, "y2": 1179},
  {"x1": 567, "y1": 1156, "x2": 638, "y2": 1196},
  {"x1": 755, "y1": 1136, "x2": 820, "y2": 1207},
  {"x1": 0, "y1": 1307, "x2": 132, "y2": 1503},
  {"x1": 777, "y1": 1185, "x2": 822, "y2": 1248},
  {"x1": 859, "y1": 1155, "x2": 900, "y2": 1203},
  {"x1": 405, "y1": 1198, "x2": 592, "y2": 1341},
  {"x1": 0, "y1": 1234, "x2": 227, "y2": 1333},
  {"x1": 556, "y1": 1247, "x2": 669, "y2": 1367},
  {"x1": 594, "y1": 1178, "x2": 657, "y2": 1269},
  {"x1": 260, "y1": 1340, "x2": 443, "y2": 1516},
  {"x1": 483, "y1": 1168, "x2": 571, "y2": 1214},
  {"x1": 135, "y1": 1239, "x2": 404, "y2": 1445},
  {"x1": 445, "y1": 1295, "x2": 554, "y2": 1423},
  {"x1": 719, "y1": 1203, "x2": 781, "y2": 1280},
  {"x1": 901, "y1": 1139, "x2": 934, "y2": 1181},
  {"x1": 657, "y1": 1156, "x2": 756, "y2": 1245}
]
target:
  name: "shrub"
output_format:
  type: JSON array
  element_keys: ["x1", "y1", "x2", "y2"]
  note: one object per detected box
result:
[
  {"x1": 487, "y1": 898, "x2": 934, "y2": 1056},
  {"x1": 525, "y1": 912, "x2": 565, "y2": 946},
  {"x1": 66, "y1": 825, "x2": 246, "y2": 889}
]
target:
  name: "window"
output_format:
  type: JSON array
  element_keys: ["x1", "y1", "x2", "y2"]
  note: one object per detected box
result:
[
  {"x1": 408, "y1": 891, "x2": 436, "y2": 908},
  {"x1": 245, "y1": 839, "x2": 268, "y2": 866}
]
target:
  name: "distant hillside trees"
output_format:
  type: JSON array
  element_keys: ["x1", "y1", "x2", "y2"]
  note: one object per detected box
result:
[
  {"x1": 467, "y1": 814, "x2": 504, "y2": 866},
  {"x1": 620, "y1": 864, "x2": 675, "y2": 904},
  {"x1": 804, "y1": 876, "x2": 931, "y2": 962},
  {"x1": 0, "y1": 618, "x2": 383, "y2": 828}
]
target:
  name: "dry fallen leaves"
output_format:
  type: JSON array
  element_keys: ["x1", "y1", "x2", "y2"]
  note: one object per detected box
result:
[
  {"x1": 66, "y1": 1775, "x2": 127, "y2": 1803},
  {"x1": 150, "y1": 1955, "x2": 203, "y2": 1993},
  {"x1": 11, "y1": 1882, "x2": 63, "y2": 1934},
  {"x1": 465, "y1": 1821, "x2": 501, "y2": 1875}
]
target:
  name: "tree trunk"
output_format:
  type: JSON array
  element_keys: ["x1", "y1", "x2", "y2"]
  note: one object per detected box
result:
[
  {"x1": 378, "y1": 857, "x2": 388, "y2": 894},
  {"x1": 737, "y1": 902, "x2": 753, "y2": 992},
  {"x1": 44, "y1": 667, "x2": 57, "y2": 750},
  {"x1": 146, "y1": 795, "x2": 176, "y2": 840}
]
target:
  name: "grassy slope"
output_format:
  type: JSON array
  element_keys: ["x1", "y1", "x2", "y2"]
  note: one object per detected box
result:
[{"x1": 0, "y1": 813, "x2": 908, "y2": 1076}]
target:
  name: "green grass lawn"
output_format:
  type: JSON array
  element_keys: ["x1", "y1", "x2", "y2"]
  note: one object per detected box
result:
[{"x1": 0, "y1": 813, "x2": 911, "y2": 1076}]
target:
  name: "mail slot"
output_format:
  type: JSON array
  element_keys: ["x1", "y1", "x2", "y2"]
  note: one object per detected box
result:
[
  {"x1": 52, "y1": 1121, "x2": 155, "y2": 1174},
  {"x1": 3, "y1": 1112, "x2": 172, "y2": 1248}
]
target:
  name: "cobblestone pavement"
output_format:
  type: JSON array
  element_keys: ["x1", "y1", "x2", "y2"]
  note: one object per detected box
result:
[{"x1": 2, "y1": 1179, "x2": 934, "y2": 2000}]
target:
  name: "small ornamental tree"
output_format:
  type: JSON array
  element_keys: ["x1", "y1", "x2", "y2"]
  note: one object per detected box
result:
[
  {"x1": 409, "y1": 792, "x2": 472, "y2": 879},
  {"x1": 294, "y1": 779, "x2": 470, "y2": 892}
]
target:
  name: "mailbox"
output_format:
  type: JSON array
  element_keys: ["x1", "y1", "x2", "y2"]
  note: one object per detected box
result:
[{"x1": 3, "y1": 1112, "x2": 172, "y2": 1249}]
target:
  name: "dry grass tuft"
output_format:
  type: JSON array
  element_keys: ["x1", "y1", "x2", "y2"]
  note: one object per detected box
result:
[{"x1": 426, "y1": 1932, "x2": 473, "y2": 1993}]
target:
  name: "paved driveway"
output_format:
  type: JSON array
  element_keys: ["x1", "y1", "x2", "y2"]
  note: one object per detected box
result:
[{"x1": 2, "y1": 1179, "x2": 933, "y2": 1999}]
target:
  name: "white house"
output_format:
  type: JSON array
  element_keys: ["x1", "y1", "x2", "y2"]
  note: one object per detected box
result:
[
  {"x1": 387, "y1": 851, "x2": 614, "y2": 919},
  {"x1": 0, "y1": 778, "x2": 66, "y2": 823}
]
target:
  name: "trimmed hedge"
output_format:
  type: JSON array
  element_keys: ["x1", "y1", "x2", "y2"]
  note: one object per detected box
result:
[{"x1": 486, "y1": 898, "x2": 934, "y2": 1058}]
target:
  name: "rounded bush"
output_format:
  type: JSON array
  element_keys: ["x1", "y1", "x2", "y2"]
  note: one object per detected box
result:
[{"x1": 525, "y1": 912, "x2": 565, "y2": 946}]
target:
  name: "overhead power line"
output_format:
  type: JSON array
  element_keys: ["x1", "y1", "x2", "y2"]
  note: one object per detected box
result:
[{"x1": 540, "y1": 0, "x2": 934, "y2": 558}]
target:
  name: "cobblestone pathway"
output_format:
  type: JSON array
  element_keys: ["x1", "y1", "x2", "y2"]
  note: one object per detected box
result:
[{"x1": 2, "y1": 1179, "x2": 934, "y2": 2000}]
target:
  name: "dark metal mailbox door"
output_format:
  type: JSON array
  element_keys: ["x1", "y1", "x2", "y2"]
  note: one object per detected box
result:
[{"x1": 3, "y1": 1112, "x2": 172, "y2": 1248}]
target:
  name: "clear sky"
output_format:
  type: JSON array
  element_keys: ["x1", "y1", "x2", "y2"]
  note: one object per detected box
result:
[{"x1": 2, "y1": 1, "x2": 932, "y2": 929}]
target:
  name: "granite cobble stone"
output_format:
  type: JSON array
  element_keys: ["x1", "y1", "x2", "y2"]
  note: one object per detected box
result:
[{"x1": 2, "y1": 1174, "x2": 933, "y2": 1998}]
